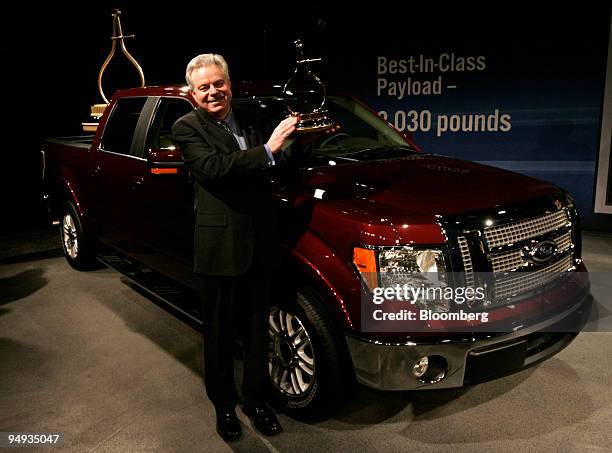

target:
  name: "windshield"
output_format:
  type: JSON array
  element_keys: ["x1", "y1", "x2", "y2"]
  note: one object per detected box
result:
[{"x1": 233, "y1": 95, "x2": 418, "y2": 167}]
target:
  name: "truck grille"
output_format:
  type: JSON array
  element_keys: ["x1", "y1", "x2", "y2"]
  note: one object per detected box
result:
[
  {"x1": 489, "y1": 231, "x2": 573, "y2": 273},
  {"x1": 456, "y1": 208, "x2": 575, "y2": 306},
  {"x1": 457, "y1": 235, "x2": 474, "y2": 286},
  {"x1": 495, "y1": 255, "x2": 573, "y2": 301},
  {"x1": 484, "y1": 209, "x2": 569, "y2": 248}
]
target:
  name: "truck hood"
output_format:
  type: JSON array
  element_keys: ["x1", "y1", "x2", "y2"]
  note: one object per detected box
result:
[{"x1": 296, "y1": 154, "x2": 560, "y2": 221}]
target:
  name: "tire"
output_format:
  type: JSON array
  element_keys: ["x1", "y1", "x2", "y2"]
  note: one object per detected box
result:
[
  {"x1": 267, "y1": 287, "x2": 356, "y2": 419},
  {"x1": 60, "y1": 201, "x2": 97, "y2": 270}
]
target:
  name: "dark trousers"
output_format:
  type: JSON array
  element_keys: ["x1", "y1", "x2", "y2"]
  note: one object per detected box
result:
[{"x1": 198, "y1": 261, "x2": 271, "y2": 410}]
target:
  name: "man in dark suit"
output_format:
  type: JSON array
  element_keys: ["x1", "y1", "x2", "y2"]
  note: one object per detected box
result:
[{"x1": 172, "y1": 53, "x2": 299, "y2": 441}]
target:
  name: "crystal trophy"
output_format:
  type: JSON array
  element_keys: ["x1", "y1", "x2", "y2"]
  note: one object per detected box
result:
[{"x1": 282, "y1": 40, "x2": 333, "y2": 133}]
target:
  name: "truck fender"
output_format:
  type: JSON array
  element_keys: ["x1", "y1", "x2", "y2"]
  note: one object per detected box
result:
[
  {"x1": 58, "y1": 176, "x2": 82, "y2": 216},
  {"x1": 56, "y1": 157, "x2": 88, "y2": 217},
  {"x1": 283, "y1": 230, "x2": 360, "y2": 331}
]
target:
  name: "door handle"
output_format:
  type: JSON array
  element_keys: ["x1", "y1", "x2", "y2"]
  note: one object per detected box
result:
[
  {"x1": 272, "y1": 193, "x2": 291, "y2": 208},
  {"x1": 89, "y1": 165, "x2": 101, "y2": 177},
  {"x1": 131, "y1": 176, "x2": 145, "y2": 188}
]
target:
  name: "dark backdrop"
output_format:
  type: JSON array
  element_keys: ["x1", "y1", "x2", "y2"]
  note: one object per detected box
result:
[{"x1": 4, "y1": 3, "x2": 611, "y2": 235}]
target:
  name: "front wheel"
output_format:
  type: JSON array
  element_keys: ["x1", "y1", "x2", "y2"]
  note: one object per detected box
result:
[
  {"x1": 60, "y1": 202, "x2": 97, "y2": 270},
  {"x1": 267, "y1": 288, "x2": 355, "y2": 418}
]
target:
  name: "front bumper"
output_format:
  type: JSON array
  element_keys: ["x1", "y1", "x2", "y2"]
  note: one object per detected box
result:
[{"x1": 346, "y1": 289, "x2": 593, "y2": 390}]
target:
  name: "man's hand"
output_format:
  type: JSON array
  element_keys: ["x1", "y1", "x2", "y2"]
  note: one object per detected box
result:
[{"x1": 267, "y1": 116, "x2": 299, "y2": 154}]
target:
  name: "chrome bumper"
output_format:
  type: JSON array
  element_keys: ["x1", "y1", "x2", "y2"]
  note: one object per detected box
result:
[{"x1": 346, "y1": 291, "x2": 592, "y2": 390}]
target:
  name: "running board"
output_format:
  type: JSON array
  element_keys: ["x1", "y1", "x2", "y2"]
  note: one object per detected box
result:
[{"x1": 96, "y1": 247, "x2": 202, "y2": 327}]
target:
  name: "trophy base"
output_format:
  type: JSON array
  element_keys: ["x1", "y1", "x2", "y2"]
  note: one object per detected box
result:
[{"x1": 293, "y1": 111, "x2": 334, "y2": 133}]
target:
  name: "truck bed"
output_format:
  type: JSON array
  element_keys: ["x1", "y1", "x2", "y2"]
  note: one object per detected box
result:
[
  {"x1": 45, "y1": 135, "x2": 95, "y2": 150},
  {"x1": 42, "y1": 135, "x2": 95, "y2": 222}
]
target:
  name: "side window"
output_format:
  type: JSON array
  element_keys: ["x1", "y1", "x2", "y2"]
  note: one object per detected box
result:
[
  {"x1": 146, "y1": 98, "x2": 194, "y2": 150},
  {"x1": 101, "y1": 97, "x2": 147, "y2": 156}
]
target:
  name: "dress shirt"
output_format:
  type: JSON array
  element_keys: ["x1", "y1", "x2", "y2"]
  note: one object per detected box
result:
[{"x1": 223, "y1": 110, "x2": 275, "y2": 166}]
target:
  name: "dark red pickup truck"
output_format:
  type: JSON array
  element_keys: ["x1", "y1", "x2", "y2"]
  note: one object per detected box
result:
[{"x1": 42, "y1": 84, "x2": 592, "y2": 416}]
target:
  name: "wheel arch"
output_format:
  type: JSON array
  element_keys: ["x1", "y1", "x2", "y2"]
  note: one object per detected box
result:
[
  {"x1": 281, "y1": 230, "x2": 360, "y2": 333},
  {"x1": 46, "y1": 171, "x2": 83, "y2": 223}
]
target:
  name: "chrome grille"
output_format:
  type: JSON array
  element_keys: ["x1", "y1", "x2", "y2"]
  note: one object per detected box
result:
[
  {"x1": 495, "y1": 255, "x2": 574, "y2": 301},
  {"x1": 490, "y1": 230, "x2": 574, "y2": 273},
  {"x1": 454, "y1": 206, "x2": 576, "y2": 307},
  {"x1": 555, "y1": 231, "x2": 573, "y2": 253},
  {"x1": 484, "y1": 209, "x2": 569, "y2": 248},
  {"x1": 491, "y1": 251, "x2": 524, "y2": 273},
  {"x1": 457, "y1": 235, "x2": 474, "y2": 286}
]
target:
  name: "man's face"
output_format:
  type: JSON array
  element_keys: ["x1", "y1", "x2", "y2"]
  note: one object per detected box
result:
[{"x1": 190, "y1": 64, "x2": 232, "y2": 119}]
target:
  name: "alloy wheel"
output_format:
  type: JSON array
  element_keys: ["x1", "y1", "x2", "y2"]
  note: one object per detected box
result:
[
  {"x1": 62, "y1": 213, "x2": 79, "y2": 259},
  {"x1": 268, "y1": 306, "x2": 316, "y2": 396}
]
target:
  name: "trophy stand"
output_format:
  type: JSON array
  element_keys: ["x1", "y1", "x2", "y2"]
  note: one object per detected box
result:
[
  {"x1": 82, "y1": 9, "x2": 145, "y2": 132},
  {"x1": 282, "y1": 40, "x2": 333, "y2": 133}
]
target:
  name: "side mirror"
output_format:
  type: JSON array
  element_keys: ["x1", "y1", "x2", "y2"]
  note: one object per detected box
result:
[{"x1": 147, "y1": 147, "x2": 184, "y2": 175}]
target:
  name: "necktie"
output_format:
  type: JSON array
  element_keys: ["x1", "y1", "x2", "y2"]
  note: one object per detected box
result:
[
  {"x1": 218, "y1": 120, "x2": 247, "y2": 150},
  {"x1": 218, "y1": 120, "x2": 233, "y2": 135},
  {"x1": 218, "y1": 120, "x2": 245, "y2": 150}
]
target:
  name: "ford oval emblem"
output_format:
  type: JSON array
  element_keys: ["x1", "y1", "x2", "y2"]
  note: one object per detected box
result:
[{"x1": 524, "y1": 240, "x2": 558, "y2": 264}]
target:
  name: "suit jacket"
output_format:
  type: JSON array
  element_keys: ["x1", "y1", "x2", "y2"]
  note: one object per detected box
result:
[{"x1": 172, "y1": 104, "x2": 300, "y2": 276}]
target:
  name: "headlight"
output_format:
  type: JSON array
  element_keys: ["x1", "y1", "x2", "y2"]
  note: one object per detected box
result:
[{"x1": 353, "y1": 246, "x2": 449, "y2": 312}]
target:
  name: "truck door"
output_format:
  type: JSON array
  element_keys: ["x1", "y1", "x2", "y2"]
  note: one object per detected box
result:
[
  {"x1": 93, "y1": 96, "x2": 154, "y2": 255},
  {"x1": 138, "y1": 96, "x2": 196, "y2": 285}
]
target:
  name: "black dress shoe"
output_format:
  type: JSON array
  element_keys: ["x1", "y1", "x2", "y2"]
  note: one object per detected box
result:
[
  {"x1": 241, "y1": 403, "x2": 283, "y2": 436},
  {"x1": 215, "y1": 408, "x2": 242, "y2": 441}
]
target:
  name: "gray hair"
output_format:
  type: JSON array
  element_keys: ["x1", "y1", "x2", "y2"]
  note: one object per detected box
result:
[{"x1": 185, "y1": 53, "x2": 230, "y2": 90}]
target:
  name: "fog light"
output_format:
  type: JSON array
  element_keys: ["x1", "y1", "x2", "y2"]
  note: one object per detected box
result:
[
  {"x1": 412, "y1": 357, "x2": 429, "y2": 378},
  {"x1": 412, "y1": 355, "x2": 448, "y2": 383}
]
